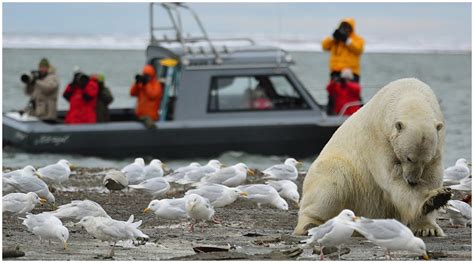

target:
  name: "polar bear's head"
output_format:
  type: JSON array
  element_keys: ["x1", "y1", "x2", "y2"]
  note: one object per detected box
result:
[{"x1": 390, "y1": 119, "x2": 443, "y2": 186}]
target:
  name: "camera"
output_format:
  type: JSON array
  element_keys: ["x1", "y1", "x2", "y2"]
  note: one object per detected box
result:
[
  {"x1": 73, "y1": 72, "x2": 90, "y2": 88},
  {"x1": 135, "y1": 74, "x2": 150, "y2": 84},
  {"x1": 20, "y1": 71, "x2": 40, "y2": 84},
  {"x1": 333, "y1": 28, "x2": 349, "y2": 43}
]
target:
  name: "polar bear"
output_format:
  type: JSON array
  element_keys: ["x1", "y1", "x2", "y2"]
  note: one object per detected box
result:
[{"x1": 294, "y1": 78, "x2": 450, "y2": 237}]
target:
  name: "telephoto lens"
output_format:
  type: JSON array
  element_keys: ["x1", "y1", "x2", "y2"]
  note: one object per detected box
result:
[{"x1": 21, "y1": 74, "x2": 31, "y2": 84}]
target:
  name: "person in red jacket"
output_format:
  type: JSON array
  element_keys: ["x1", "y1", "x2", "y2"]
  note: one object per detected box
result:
[
  {"x1": 63, "y1": 72, "x2": 99, "y2": 124},
  {"x1": 130, "y1": 64, "x2": 163, "y2": 127},
  {"x1": 326, "y1": 68, "x2": 362, "y2": 116}
]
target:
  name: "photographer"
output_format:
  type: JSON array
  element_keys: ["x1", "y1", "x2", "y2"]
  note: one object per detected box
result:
[
  {"x1": 20, "y1": 58, "x2": 60, "y2": 121},
  {"x1": 326, "y1": 68, "x2": 362, "y2": 116},
  {"x1": 322, "y1": 18, "x2": 365, "y2": 82},
  {"x1": 63, "y1": 71, "x2": 99, "y2": 124},
  {"x1": 130, "y1": 64, "x2": 163, "y2": 128}
]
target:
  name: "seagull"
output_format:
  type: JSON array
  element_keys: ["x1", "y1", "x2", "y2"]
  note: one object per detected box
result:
[
  {"x1": 185, "y1": 194, "x2": 216, "y2": 232},
  {"x1": 185, "y1": 183, "x2": 248, "y2": 208},
  {"x1": 262, "y1": 158, "x2": 301, "y2": 181},
  {"x1": 265, "y1": 180, "x2": 300, "y2": 206},
  {"x1": 443, "y1": 158, "x2": 470, "y2": 186},
  {"x1": 450, "y1": 176, "x2": 471, "y2": 192},
  {"x1": 103, "y1": 170, "x2": 128, "y2": 202},
  {"x1": 36, "y1": 159, "x2": 72, "y2": 189},
  {"x1": 143, "y1": 159, "x2": 165, "y2": 180},
  {"x1": 164, "y1": 162, "x2": 201, "y2": 183},
  {"x1": 3, "y1": 169, "x2": 55, "y2": 205},
  {"x1": 78, "y1": 215, "x2": 149, "y2": 257},
  {"x1": 347, "y1": 217, "x2": 429, "y2": 260},
  {"x1": 128, "y1": 177, "x2": 170, "y2": 198},
  {"x1": 3, "y1": 165, "x2": 37, "y2": 194},
  {"x1": 21, "y1": 213, "x2": 69, "y2": 250},
  {"x1": 175, "y1": 160, "x2": 222, "y2": 185},
  {"x1": 199, "y1": 163, "x2": 254, "y2": 187},
  {"x1": 144, "y1": 198, "x2": 188, "y2": 225},
  {"x1": 236, "y1": 184, "x2": 288, "y2": 210},
  {"x1": 300, "y1": 209, "x2": 356, "y2": 260},
  {"x1": 121, "y1": 158, "x2": 146, "y2": 185},
  {"x1": 3, "y1": 192, "x2": 46, "y2": 216},
  {"x1": 49, "y1": 199, "x2": 110, "y2": 221},
  {"x1": 445, "y1": 200, "x2": 471, "y2": 227}
]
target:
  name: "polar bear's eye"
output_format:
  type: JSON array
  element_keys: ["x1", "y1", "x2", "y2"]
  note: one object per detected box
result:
[{"x1": 407, "y1": 157, "x2": 413, "y2": 163}]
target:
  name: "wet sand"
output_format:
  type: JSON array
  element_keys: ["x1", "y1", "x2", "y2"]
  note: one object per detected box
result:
[{"x1": 2, "y1": 167, "x2": 472, "y2": 261}]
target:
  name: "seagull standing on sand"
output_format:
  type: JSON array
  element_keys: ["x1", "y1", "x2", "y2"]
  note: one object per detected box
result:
[
  {"x1": 121, "y1": 158, "x2": 146, "y2": 185},
  {"x1": 3, "y1": 192, "x2": 46, "y2": 216},
  {"x1": 185, "y1": 184, "x2": 248, "y2": 208},
  {"x1": 21, "y1": 213, "x2": 69, "y2": 250},
  {"x1": 265, "y1": 180, "x2": 300, "y2": 206},
  {"x1": 262, "y1": 158, "x2": 301, "y2": 181},
  {"x1": 36, "y1": 159, "x2": 72, "y2": 189},
  {"x1": 443, "y1": 158, "x2": 470, "y2": 186},
  {"x1": 300, "y1": 209, "x2": 356, "y2": 260},
  {"x1": 237, "y1": 184, "x2": 288, "y2": 210},
  {"x1": 128, "y1": 177, "x2": 170, "y2": 198},
  {"x1": 50, "y1": 199, "x2": 110, "y2": 221},
  {"x1": 347, "y1": 217, "x2": 429, "y2": 260},
  {"x1": 445, "y1": 200, "x2": 471, "y2": 227},
  {"x1": 143, "y1": 159, "x2": 165, "y2": 180},
  {"x1": 185, "y1": 194, "x2": 216, "y2": 232},
  {"x1": 78, "y1": 215, "x2": 149, "y2": 257},
  {"x1": 199, "y1": 163, "x2": 254, "y2": 187}
]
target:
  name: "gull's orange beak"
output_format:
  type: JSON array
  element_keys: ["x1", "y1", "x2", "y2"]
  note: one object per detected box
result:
[
  {"x1": 143, "y1": 208, "x2": 151, "y2": 214},
  {"x1": 39, "y1": 198, "x2": 47, "y2": 204},
  {"x1": 352, "y1": 216, "x2": 360, "y2": 222},
  {"x1": 240, "y1": 192, "x2": 248, "y2": 198},
  {"x1": 64, "y1": 242, "x2": 68, "y2": 250},
  {"x1": 422, "y1": 253, "x2": 430, "y2": 260},
  {"x1": 247, "y1": 169, "x2": 255, "y2": 176}
]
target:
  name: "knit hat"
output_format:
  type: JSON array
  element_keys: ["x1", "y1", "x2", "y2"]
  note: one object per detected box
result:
[
  {"x1": 39, "y1": 58, "x2": 50, "y2": 68},
  {"x1": 341, "y1": 68, "x2": 354, "y2": 80}
]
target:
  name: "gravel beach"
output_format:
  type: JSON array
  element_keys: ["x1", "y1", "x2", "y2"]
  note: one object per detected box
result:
[{"x1": 2, "y1": 167, "x2": 472, "y2": 261}]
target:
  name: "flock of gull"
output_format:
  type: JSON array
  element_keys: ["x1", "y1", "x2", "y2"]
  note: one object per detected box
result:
[{"x1": 2, "y1": 156, "x2": 472, "y2": 259}]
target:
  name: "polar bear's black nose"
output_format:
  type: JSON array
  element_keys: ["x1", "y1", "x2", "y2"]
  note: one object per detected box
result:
[{"x1": 408, "y1": 181, "x2": 418, "y2": 187}]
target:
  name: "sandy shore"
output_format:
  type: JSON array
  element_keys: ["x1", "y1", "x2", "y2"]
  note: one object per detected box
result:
[{"x1": 2, "y1": 167, "x2": 472, "y2": 261}]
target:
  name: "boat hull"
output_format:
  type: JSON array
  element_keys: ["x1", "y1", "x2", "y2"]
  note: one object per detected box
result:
[{"x1": 3, "y1": 113, "x2": 342, "y2": 159}]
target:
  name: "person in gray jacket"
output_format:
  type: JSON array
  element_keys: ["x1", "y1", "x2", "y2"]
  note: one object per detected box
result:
[{"x1": 21, "y1": 58, "x2": 60, "y2": 122}]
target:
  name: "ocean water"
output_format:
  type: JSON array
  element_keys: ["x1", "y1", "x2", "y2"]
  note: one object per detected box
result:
[{"x1": 2, "y1": 48, "x2": 471, "y2": 169}]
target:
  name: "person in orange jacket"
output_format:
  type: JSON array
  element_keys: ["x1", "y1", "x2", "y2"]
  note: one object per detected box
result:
[
  {"x1": 130, "y1": 64, "x2": 163, "y2": 127},
  {"x1": 322, "y1": 18, "x2": 364, "y2": 82}
]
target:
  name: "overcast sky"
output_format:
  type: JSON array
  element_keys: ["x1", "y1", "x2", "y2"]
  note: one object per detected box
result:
[{"x1": 3, "y1": 2, "x2": 471, "y2": 44}]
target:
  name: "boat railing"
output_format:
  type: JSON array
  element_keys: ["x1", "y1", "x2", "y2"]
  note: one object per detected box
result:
[
  {"x1": 338, "y1": 101, "x2": 364, "y2": 117},
  {"x1": 150, "y1": 3, "x2": 256, "y2": 64}
]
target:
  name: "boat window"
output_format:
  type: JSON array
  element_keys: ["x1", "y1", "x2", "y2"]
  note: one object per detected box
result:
[{"x1": 208, "y1": 75, "x2": 309, "y2": 112}]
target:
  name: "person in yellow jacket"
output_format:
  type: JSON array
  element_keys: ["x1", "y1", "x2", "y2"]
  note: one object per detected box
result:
[{"x1": 322, "y1": 18, "x2": 364, "y2": 82}]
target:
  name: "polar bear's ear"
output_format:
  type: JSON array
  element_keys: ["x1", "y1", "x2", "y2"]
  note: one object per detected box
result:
[
  {"x1": 435, "y1": 121, "x2": 444, "y2": 131},
  {"x1": 395, "y1": 121, "x2": 404, "y2": 132}
]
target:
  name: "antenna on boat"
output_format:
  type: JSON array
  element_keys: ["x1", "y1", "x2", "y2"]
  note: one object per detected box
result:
[{"x1": 275, "y1": 3, "x2": 283, "y2": 68}]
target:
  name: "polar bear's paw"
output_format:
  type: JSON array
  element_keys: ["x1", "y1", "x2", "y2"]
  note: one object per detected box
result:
[
  {"x1": 422, "y1": 188, "x2": 452, "y2": 215},
  {"x1": 412, "y1": 222, "x2": 446, "y2": 237}
]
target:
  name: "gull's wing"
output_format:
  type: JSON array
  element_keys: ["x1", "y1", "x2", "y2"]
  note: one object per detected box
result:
[
  {"x1": 201, "y1": 167, "x2": 239, "y2": 184},
  {"x1": 38, "y1": 164, "x2": 68, "y2": 180},
  {"x1": 352, "y1": 218, "x2": 407, "y2": 241}
]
